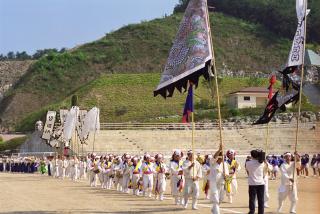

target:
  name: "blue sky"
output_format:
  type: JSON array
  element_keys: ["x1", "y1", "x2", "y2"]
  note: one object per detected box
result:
[{"x1": 0, "y1": 0, "x2": 179, "y2": 55}]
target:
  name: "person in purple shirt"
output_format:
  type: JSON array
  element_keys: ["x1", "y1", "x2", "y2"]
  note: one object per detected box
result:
[
  {"x1": 271, "y1": 156, "x2": 279, "y2": 180},
  {"x1": 300, "y1": 154, "x2": 310, "y2": 177}
]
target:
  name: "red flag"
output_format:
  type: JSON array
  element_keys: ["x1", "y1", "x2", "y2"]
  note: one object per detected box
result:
[{"x1": 268, "y1": 75, "x2": 276, "y2": 100}]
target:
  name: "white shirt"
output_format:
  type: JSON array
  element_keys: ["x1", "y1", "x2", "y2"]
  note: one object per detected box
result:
[
  {"x1": 209, "y1": 160, "x2": 228, "y2": 183},
  {"x1": 182, "y1": 159, "x2": 202, "y2": 180},
  {"x1": 245, "y1": 159, "x2": 265, "y2": 186},
  {"x1": 280, "y1": 161, "x2": 295, "y2": 186},
  {"x1": 209, "y1": 159, "x2": 229, "y2": 189},
  {"x1": 169, "y1": 160, "x2": 183, "y2": 176}
]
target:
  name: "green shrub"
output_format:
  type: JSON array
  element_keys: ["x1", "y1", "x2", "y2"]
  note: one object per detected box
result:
[{"x1": 0, "y1": 136, "x2": 28, "y2": 152}]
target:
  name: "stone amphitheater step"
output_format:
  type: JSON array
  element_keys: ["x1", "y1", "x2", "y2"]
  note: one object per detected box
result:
[{"x1": 80, "y1": 124, "x2": 319, "y2": 156}]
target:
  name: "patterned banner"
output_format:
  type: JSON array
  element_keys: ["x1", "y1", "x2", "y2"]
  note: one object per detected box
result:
[
  {"x1": 154, "y1": 0, "x2": 212, "y2": 98},
  {"x1": 287, "y1": 0, "x2": 309, "y2": 67},
  {"x1": 42, "y1": 111, "x2": 56, "y2": 140}
]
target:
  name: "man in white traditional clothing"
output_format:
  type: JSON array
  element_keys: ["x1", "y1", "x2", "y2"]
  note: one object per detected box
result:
[
  {"x1": 122, "y1": 154, "x2": 131, "y2": 193},
  {"x1": 106, "y1": 155, "x2": 114, "y2": 189},
  {"x1": 97, "y1": 157, "x2": 104, "y2": 188},
  {"x1": 62, "y1": 156, "x2": 69, "y2": 179},
  {"x1": 130, "y1": 157, "x2": 142, "y2": 196},
  {"x1": 79, "y1": 157, "x2": 87, "y2": 180},
  {"x1": 141, "y1": 154, "x2": 154, "y2": 197},
  {"x1": 182, "y1": 150, "x2": 202, "y2": 210},
  {"x1": 169, "y1": 150, "x2": 184, "y2": 205},
  {"x1": 65, "y1": 156, "x2": 71, "y2": 178},
  {"x1": 153, "y1": 154, "x2": 167, "y2": 201},
  {"x1": 57, "y1": 155, "x2": 63, "y2": 179},
  {"x1": 278, "y1": 152, "x2": 298, "y2": 213},
  {"x1": 101, "y1": 156, "x2": 109, "y2": 189},
  {"x1": 89, "y1": 156, "x2": 100, "y2": 187},
  {"x1": 225, "y1": 149, "x2": 241, "y2": 203},
  {"x1": 71, "y1": 155, "x2": 80, "y2": 181},
  {"x1": 113, "y1": 156, "x2": 123, "y2": 191},
  {"x1": 209, "y1": 145, "x2": 229, "y2": 214}
]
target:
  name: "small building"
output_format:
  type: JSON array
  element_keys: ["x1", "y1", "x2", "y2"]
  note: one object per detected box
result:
[{"x1": 227, "y1": 87, "x2": 275, "y2": 109}]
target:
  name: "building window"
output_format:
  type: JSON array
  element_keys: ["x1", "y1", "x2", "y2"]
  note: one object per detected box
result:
[{"x1": 244, "y1": 96, "x2": 250, "y2": 101}]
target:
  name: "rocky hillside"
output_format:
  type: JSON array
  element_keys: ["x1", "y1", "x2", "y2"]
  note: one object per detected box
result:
[{"x1": 0, "y1": 60, "x2": 34, "y2": 101}]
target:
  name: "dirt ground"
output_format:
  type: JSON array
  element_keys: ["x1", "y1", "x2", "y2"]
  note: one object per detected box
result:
[{"x1": 0, "y1": 173, "x2": 319, "y2": 214}]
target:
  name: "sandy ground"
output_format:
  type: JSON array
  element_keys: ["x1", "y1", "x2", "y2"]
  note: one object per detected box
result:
[{"x1": 0, "y1": 173, "x2": 319, "y2": 214}]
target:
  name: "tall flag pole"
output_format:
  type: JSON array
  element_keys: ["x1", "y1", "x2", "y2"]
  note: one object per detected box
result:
[
  {"x1": 154, "y1": 0, "x2": 213, "y2": 179},
  {"x1": 293, "y1": 0, "x2": 308, "y2": 185},
  {"x1": 204, "y1": 1, "x2": 226, "y2": 175},
  {"x1": 253, "y1": 0, "x2": 309, "y2": 126}
]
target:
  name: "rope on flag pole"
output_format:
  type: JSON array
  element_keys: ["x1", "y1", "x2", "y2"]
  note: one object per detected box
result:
[
  {"x1": 205, "y1": 0, "x2": 225, "y2": 175},
  {"x1": 293, "y1": 0, "x2": 308, "y2": 187}
]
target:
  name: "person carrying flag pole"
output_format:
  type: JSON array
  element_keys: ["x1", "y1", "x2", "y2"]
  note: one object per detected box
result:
[{"x1": 182, "y1": 82, "x2": 202, "y2": 210}]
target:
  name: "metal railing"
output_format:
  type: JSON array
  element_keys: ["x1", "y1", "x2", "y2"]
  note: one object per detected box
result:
[{"x1": 99, "y1": 122, "x2": 316, "y2": 130}]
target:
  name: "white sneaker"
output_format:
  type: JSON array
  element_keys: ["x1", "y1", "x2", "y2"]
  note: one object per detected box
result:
[
  {"x1": 192, "y1": 206, "x2": 199, "y2": 210},
  {"x1": 183, "y1": 204, "x2": 188, "y2": 209}
]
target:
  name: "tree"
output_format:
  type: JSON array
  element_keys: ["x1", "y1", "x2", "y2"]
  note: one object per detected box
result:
[
  {"x1": 173, "y1": 0, "x2": 190, "y2": 13},
  {"x1": 15, "y1": 51, "x2": 31, "y2": 60},
  {"x1": 0, "y1": 54, "x2": 7, "y2": 61},
  {"x1": 7, "y1": 51, "x2": 15, "y2": 59},
  {"x1": 71, "y1": 94, "x2": 78, "y2": 107}
]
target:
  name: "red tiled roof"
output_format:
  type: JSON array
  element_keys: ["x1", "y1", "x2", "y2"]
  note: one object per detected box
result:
[{"x1": 229, "y1": 87, "x2": 276, "y2": 94}]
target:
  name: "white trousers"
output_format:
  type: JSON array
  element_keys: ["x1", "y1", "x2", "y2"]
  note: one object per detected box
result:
[
  {"x1": 171, "y1": 175, "x2": 183, "y2": 204},
  {"x1": 131, "y1": 174, "x2": 141, "y2": 195},
  {"x1": 62, "y1": 168, "x2": 66, "y2": 179},
  {"x1": 98, "y1": 172, "x2": 104, "y2": 187},
  {"x1": 264, "y1": 176, "x2": 270, "y2": 204},
  {"x1": 226, "y1": 178, "x2": 237, "y2": 202},
  {"x1": 102, "y1": 173, "x2": 109, "y2": 189},
  {"x1": 90, "y1": 172, "x2": 97, "y2": 187},
  {"x1": 210, "y1": 183, "x2": 225, "y2": 214},
  {"x1": 79, "y1": 167, "x2": 86, "y2": 180},
  {"x1": 122, "y1": 174, "x2": 130, "y2": 193},
  {"x1": 114, "y1": 176, "x2": 123, "y2": 191},
  {"x1": 154, "y1": 173, "x2": 166, "y2": 200},
  {"x1": 183, "y1": 179, "x2": 199, "y2": 208},
  {"x1": 71, "y1": 167, "x2": 79, "y2": 181},
  {"x1": 278, "y1": 185, "x2": 298, "y2": 213},
  {"x1": 143, "y1": 174, "x2": 153, "y2": 197},
  {"x1": 55, "y1": 166, "x2": 60, "y2": 178}
]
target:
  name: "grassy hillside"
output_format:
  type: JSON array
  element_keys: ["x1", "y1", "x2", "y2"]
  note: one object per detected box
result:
[
  {"x1": 16, "y1": 73, "x2": 277, "y2": 131},
  {"x1": 2, "y1": 12, "x2": 319, "y2": 130},
  {"x1": 16, "y1": 72, "x2": 319, "y2": 132}
]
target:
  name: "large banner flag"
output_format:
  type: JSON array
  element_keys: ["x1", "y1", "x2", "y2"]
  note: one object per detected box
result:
[
  {"x1": 182, "y1": 86, "x2": 194, "y2": 123},
  {"x1": 79, "y1": 107, "x2": 100, "y2": 142},
  {"x1": 254, "y1": 0, "x2": 308, "y2": 125},
  {"x1": 253, "y1": 90, "x2": 299, "y2": 125},
  {"x1": 154, "y1": 0, "x2": 212, "y2": 98},
  {"x1": 63, "y1": 106, "x2": 79, "y2": 142},
  {"x1": 287, "y1": 0, "x2": 309, "y2": 67},
  {"x1": 42, "y1": 111, "x2": 56, "y2": 140}
]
